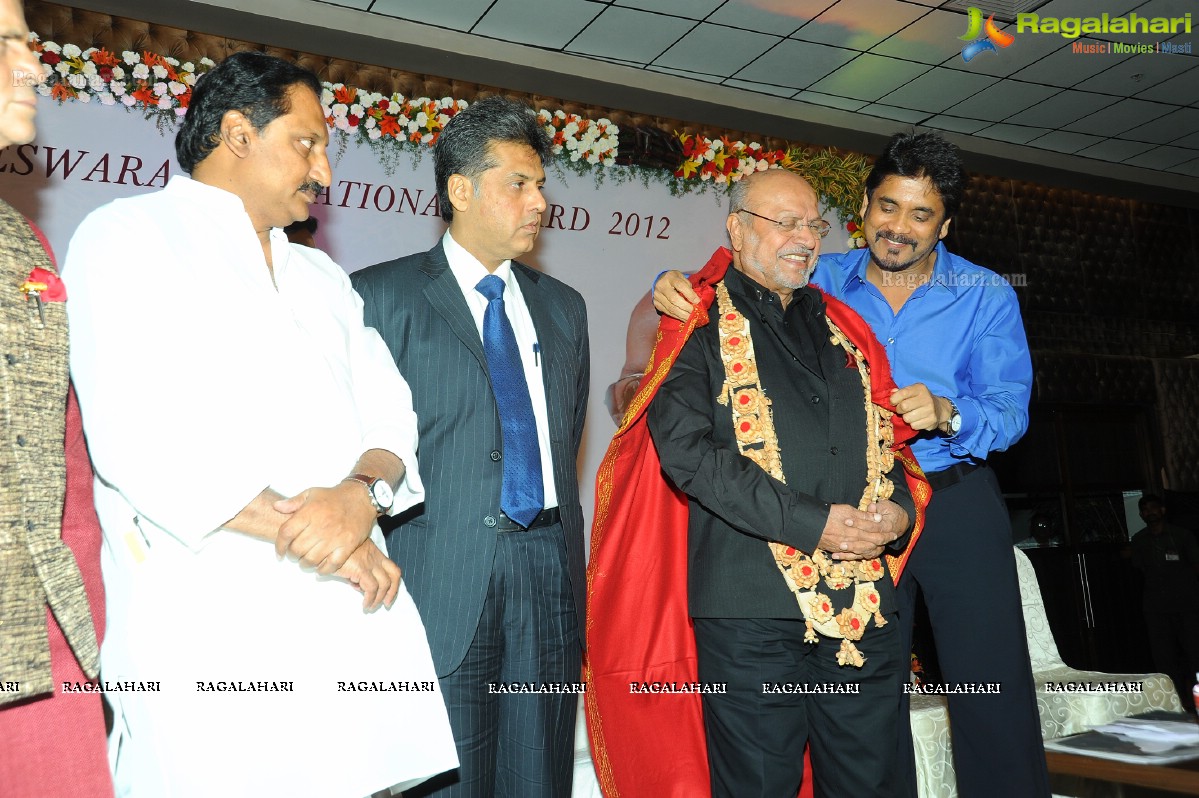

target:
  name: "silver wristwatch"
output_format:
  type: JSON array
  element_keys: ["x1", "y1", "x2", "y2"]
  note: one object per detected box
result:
[{"x1": 344, "y1": 473, "x2": 394, "y2": 515}]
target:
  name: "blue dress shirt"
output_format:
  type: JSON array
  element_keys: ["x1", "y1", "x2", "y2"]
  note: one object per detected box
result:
[{"x1": 811, "y1": 242, "x2": 1033, "y2": 473}]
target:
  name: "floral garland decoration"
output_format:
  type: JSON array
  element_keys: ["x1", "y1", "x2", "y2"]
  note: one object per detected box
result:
[{"x1": 28, "y1": 34, "x2": 872, "y2": 212}]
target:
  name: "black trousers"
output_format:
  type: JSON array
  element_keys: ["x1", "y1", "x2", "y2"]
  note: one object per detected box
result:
[
  {"x1": 693, "y1": 613, "x2": 904, "y2": 798},
  {"x1": 406, "y1": 523, "x2": 580, "y2": 798},
  {"x1": 895, "y1": 466, "x2": 1050, "y2": 798}
]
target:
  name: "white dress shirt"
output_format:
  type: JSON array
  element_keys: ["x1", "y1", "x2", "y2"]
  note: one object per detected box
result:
[
  {"x1": 64, "y1": 176, "x2": 457, "y2": 798},
  {"x1": 442, "y1": 231, "x2": 558, "y2": 510}
]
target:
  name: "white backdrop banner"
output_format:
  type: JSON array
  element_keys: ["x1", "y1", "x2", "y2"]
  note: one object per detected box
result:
[{"x1": 0, "y1": 99, "x2": 843, "y2": 532}]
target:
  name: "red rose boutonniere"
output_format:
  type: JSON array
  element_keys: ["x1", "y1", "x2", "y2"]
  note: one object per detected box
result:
[{"x1": 20, "y1": 267, "x2": 67, "y2": 325}]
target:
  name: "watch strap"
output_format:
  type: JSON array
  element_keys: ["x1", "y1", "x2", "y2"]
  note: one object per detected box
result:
[{"x1": 344, "y1": 473, "x2": 386, "y2": 515}]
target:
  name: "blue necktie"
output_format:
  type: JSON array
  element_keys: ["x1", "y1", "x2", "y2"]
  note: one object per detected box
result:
[{"x1": 476, "y1": 274, "x2": 544, "y2": 528}]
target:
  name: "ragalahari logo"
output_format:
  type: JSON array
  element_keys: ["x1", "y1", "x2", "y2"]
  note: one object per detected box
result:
[{"x1": 959, "y1": 7, "x2": 1015, "y2": 62}]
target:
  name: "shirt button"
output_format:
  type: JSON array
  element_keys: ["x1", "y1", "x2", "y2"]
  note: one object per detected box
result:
[
  {"x1": 483, "y1": 515, "x2": 497, "y2": 528},
  {"x1": 490, "y1": 450, "x2": 501, "y2": 461},
  {"x1": 811, "y1": 396, "x2": 821, "y2": 404},
  {"x1": 16, "y1": 435, "x2": 26, "y2": 446},
  {"x1": 887, "y1": 337, "x2": 895, "y2": 344},
  {"x1": 829, "y1": 446, "x2": 838, "y2": 455}
]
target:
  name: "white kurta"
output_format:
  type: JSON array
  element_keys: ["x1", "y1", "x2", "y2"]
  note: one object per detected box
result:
[{"x1": 63, "y1": 176, "x2": 457, "y2": 798}]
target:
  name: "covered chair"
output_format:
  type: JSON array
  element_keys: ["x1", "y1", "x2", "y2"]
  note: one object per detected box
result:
[{"x1": 909, "y1": 546, "x2": 1182, "y2": 797}]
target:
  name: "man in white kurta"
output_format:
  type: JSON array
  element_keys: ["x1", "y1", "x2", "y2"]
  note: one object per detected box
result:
[{"x1": 62, "y1": 53, "x2": 457, "y2": 798}]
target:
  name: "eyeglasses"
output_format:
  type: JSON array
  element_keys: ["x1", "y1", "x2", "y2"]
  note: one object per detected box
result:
[{"x1": 736, "y1": 208, "x2": 831, "y2": 239}]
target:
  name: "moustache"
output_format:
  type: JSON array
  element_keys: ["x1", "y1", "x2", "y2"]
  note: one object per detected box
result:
[
  {"x1": 299, "y1": 181, "x2": 324, "y2": 195},
  {"x1": 875, "y1": 230, "x2": 917, "y2": 248}
]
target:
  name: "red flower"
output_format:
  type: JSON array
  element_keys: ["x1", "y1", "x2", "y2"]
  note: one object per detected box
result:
[
  {"x1": 847, "y1": 221, "x2": 858, "y2": 233},
  {"x1": 346, "y1": 114, "x2": 359, "y2": 127},
  {"x1": 23, "y1": 267, "x2": 67, "y2": 301},
  {"x1": 98, "y1": 65, "x2": 114, "y2": 83},
  {"x1": 41, "y1": 51, "x2": 61, "y2": 66},
  {"x1": 378, "y1": 99, "x2": 390, "y2": 111}
]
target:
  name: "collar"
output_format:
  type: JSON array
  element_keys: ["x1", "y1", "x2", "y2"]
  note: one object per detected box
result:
[
  {"x1": 442, "y1": 231, "x2": 515, "y2": 296},
  {"x1": 726, "y1": 263, "x2": 820, "y2": 313}
]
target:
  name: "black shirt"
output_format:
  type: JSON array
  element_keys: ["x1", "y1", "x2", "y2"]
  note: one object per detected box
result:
[{"x1": 648, "y1": 266, "x2": 915, "y2": 619}]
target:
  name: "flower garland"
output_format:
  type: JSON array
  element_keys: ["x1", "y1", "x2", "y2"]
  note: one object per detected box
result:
[{"x1": 27, "y1": 34, "x2": 871, "y2": 213}]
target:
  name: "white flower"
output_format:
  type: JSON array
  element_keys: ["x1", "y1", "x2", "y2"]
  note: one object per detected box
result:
[
  {"x1": 132, "y1": 63, "x2": 149, "y2": 80},
  {"x1": 363, "y1": 116, "x2": 377, "y2": 129},
  {"x1": 368, "y1": 128, "x2": 382, "y2": 140},
  {"x1": 43, "y1": 41, "x2": 61, "y2": 54},
  {"x1": 756, "y1": 160, "x2": 769, "y2": 172},
  {"x1": 597, "y1": 117, "x2": 611, "y2": 127},
  {"x1": 350, "y1": 102, "x2": 364, "y2": 117},
  {"x1": 437, "y1": 113, "x2": 449, "y2": 126},
  {"x1": 415, "y1": 111, "x2": 428, "y2": 127},
  {"x1": 554, "y1": 109, "x2": 566, "y2": 119},
  {"x1": 55, "y1": 62, "x2": 69, "y2": 76},
  {"x1": 603, "y1": 156, "x2": 615, "y2": 167},
  {"x1": 407, "y1": 120, "x2": 419, "y2": 133},
  {"x1": 67, "y1": 73, "x2": 87, "y2": 89},
  {"x1": 99, "y1": 91, "x2": 115, "y2": 105},
  {"x1": 121, "y1": 94, "x2": 136, "y2": 106},
  {"x1": 563, "y1": 121, "x2": 579, "y2": 137},
  {"x1": 551, "y1": 143, "x2": 564, "y2": 155},
  {"x1": 110, "y1": 81, "x2": 126, "y2": 97},
  {"x1": 157, "y1": 95, "x2": 171, "y2": 110},
  {"x1": 83, "y1": 47, "x2": 98, "y2": 58},
  {"x1": 420, "y1": 132, "x2": 434, "y2": 145},
  {"x1": 175, "y1": 106, "x2": 187, "y2": 117},
  {"x1": 122, "y1": 50, "x2": 139, "y2": 65},
  {"x1": 111, "y1": 66, "x2": 125, "y2": 80},
  {"x1": 165, "y1": 56, "x2": 179, "y2": 66},
  {"x1": 77, "y1": 91, "x2": 91, "y2": 103},
  {"x1": 414, "y1": 96, "x2": 430, "y2": 106},
  {"x1": 585, "y1": 152, "x2": 599, "y2": 165},
  {"x1": 334, "y1": 116, "x2": 350, "y2": 132},
  {"x1": 538, "y1": 109, "x2": 551, "y2": 121},
  {"x1": 82, "y1": 61, "x2": 97, "y2": 76},
  {"x1": 183, "y1": 73, "x2": 195, "y2": 86},
  {"x1": 169, "y1": 81, "x2": 186, "y2": 96},
  {"x1": 35, "y1": 83, "x2": 50, "y2": 96},
  {"x1": 28, "y1": 31, "x2": 38, "y2": 43},
  {"x1": 331, "y1": 102, "x2": 348, "y2": 117},
  {"x1": 200, "y1": 57, "x2": 215, "y2": 67},
  {"x1": 321, "y1": 88, "x2": 334, "y2": 105},
  {"x1": 397, "y1": 114, "x2": 409, "y2": 127},
  {"x1": 153, "y1": 81, "x2": 168, "y2": 96},
  {"x1": 182, "y1": 62, "x2": 194, "y2": 72},
  {"x1": 151, "y1": 64, "x2": 167, "y2": 80},
  {"x1": 569, "y1": 150, "x2": 581, "y2": 162}
]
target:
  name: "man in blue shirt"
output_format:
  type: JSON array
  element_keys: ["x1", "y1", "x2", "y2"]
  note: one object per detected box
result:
[{"x1": 654, "y1": 132, "x2": 1047, "y2": 797}]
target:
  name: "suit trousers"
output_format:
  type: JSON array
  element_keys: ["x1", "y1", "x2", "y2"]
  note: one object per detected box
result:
[
  {"x1": 895, "y1": 466, "x2": 1050, "y2": 798},
  {"x1": 693, "y1": 614, "x2": 904, "y2": 798},
  {"x1": 406, "y1": 523, "x2": 580, "y2": 798}
]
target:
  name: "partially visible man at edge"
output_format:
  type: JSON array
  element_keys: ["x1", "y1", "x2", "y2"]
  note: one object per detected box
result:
[
  {"x1": 0, "y1": 0, "x2": 113, "y2": 794},
  {"x1": 63, "y1": 51, "x2": 456, "y2": 797},
  {"x1": 353, "y1": 96, "x2": 590, "y2": 798},
  {"x1": 654, "y1": 133, "x2": 1045, "y2": 797}
]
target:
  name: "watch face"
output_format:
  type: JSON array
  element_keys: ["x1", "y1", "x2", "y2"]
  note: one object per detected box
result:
[
  {"x1": 950, "y1": 414, "x2": 962, "y2": 434},
  {"x1": 371, "y1": 479, "x2": 395, "y2": 509}
]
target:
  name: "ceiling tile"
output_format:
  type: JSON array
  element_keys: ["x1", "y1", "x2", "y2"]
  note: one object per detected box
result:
[
  {"x1": 654, "y1": 22, "x2": 780, "y2": 75},
  {"x1": 921, "y1": 115, "x2": 992, "y2": 134},
  {"x1": 611, "y1": 0, "x2": 723, "y2": 18},
  {"x1": 565, "y1": 5, "x2": 694, "y2": 62},
  {"x1": 940, "y1": 19, "x2": 1065, "y2": 78},
  {"x1": 646, "y1": 65, "x2": 723, "y2": 83},
  {"x1": 1088, "y1": 0, "x2": 1193, "y2": 43},
  {"x1": 723, "y1": 79, "x2": 799, "y2": 99},
  {"x1": 370, "y1": 0, "x2": 492, "y2": 30},
  {"x1": 1119, "y1": 107, "x2": 1199, "y2": 144},
  {"x1": 1003, "y1": 90, "x2": 1117, "y2": 128},
  {"x1": 1028, "y1": 0, "x2": 1139, "y2": 19},
  {"x1": 1168, "y1": 157, "x2": 1199, "y2": 176},
  {"x1": 1063, "y1": 98, "x2": 1175, "y2": 135},
  {"x1": 881, "y1": 67, "x2": 997, "y2": 114},
  {"x1": 1168, "y1": 129, "x2": 1199, "y2": 148},
  {"x1": 861, "y1": 103, "x2": 930, "y2": 124},
  {"x1": 792, "y1": 0, "x2": 928, "y2": 51},
  {"x1": 1134, "y1": 66, "x2": 1199, "y2": 105},
  {"x1": 1027, "y1": 130, "x2": 1106, "y2": 154},
  {"x1": 806, "y1": 54, "x2": 931, "y2": 102},
  {"x1": 734, "y1": 39, "x2": 858, "y2": 90},
  {"x1": 1123, "y1": 145, "x2": 1198, "y2": 170},
  {"x1": 794, "y1": 90, "x2": 868, "y2": 112},
  {"x1": 1077, "y1": 54, "x2": 1197, "y2": 99},
  {"x1": 708, "y1": 0, "x2": 828, "y2": 37},
  {"x1": 944, "y1": 79, "x2": 1060, "y2": 121},
  {"x1": 1008, "y1": 38, "x2": 1133, "y2": 88},
  {"x1": 1074, "y1": 138, "x2": 1158, "y2": 162},
  {"x1": 976, "y1": 123, "x2": 1053, "y2": 145},
  {"x1": 871, "y1": 9, "x2": 973, "y2": 65},
  {"x1": 474, "y1": 0, "x2": 602, "y2": 47}
]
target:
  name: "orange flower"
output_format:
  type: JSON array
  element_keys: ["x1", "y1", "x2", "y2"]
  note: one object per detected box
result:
[
  {"x1": 91, "y1": 48, "x2": 120, "y2": 67},
  {"x1": 378, "y1": 114, "x2": 401, "y2": 138},
  {"x1": 333, "y1": 85, "x2": 357, "y2": 105},
  {"x1": 50, "y1": 83, "x2": 76, "y2": 101}
]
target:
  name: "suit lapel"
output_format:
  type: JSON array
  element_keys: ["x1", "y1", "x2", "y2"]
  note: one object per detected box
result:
[
  {"x1": 421, "y1": 243, "x2": 489, "y2": 373},
  {"x1": 515, "y1": 264, "x2": 569, "y2": 446}
]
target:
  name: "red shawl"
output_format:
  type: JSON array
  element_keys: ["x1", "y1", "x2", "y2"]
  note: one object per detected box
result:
[{"x1": 584, "y1": 247, "x2": 930, "y2": 798}]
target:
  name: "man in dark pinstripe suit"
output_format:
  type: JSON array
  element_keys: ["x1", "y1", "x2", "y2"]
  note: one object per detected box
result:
[{"x1": 351, "y1": 96, "x2": 589, "y2": 798}]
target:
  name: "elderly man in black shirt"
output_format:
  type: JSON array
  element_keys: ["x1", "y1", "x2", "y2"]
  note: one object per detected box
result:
[{"x1": 647, "y1": 168, "x2": 915, "y2": 798}]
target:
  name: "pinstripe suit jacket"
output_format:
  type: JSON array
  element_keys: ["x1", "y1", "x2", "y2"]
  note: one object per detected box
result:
[{"x1": 352, "y1": 242, "x2": 589, "y2": 677}]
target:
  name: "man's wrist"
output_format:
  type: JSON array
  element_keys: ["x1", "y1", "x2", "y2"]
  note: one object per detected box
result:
[{"x1": 938, "y1": 398, "x2": 961, "y2": 436}]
